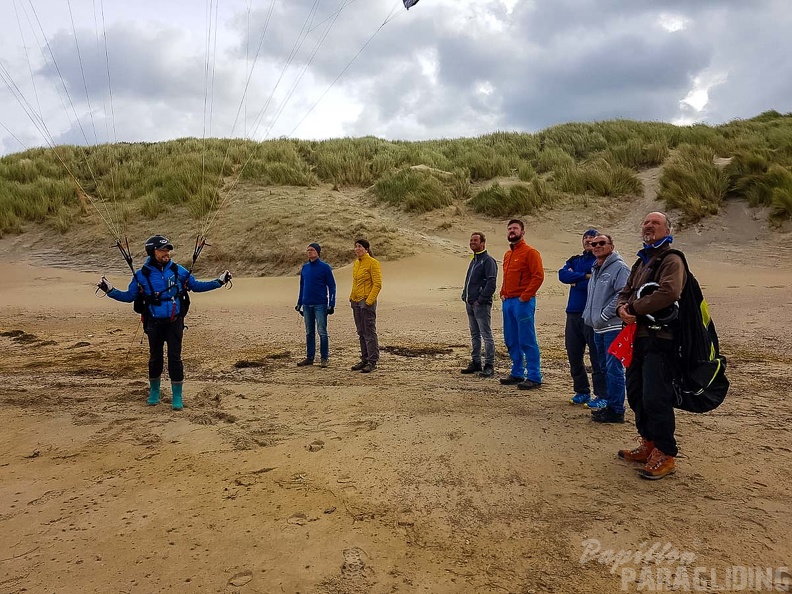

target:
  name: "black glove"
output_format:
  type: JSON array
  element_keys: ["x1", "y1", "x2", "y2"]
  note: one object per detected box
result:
[
  {"x1": 327, "y1": 306, "x2": 335, "y2": 315},
  {"x1": 217, "y1": 270, "x2": 232, "y2": 285},
  {"x1": 97, "y1": 276, "x2": 113, "y2": 293},
  {"x1": 295, "y1": 305, "x2": 303, "y2": 316}
]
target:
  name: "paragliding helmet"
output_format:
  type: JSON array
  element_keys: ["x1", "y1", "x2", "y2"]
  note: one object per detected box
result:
[
  {"x1": 637, "y1": 282, "x2": 679, "y2": 328},
  {"x1": 145, "y1": 235, "x2": 174, "y2": 257}
]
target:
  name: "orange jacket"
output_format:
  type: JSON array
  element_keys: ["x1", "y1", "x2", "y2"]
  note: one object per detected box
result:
[{"x1": 500, "y1": 239, "x2": 544, "y2": 300}]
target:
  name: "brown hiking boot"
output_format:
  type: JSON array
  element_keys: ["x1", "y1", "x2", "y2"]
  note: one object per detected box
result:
[
  {"x1": 639, "y1": 448, "x2": 676, "y2": 480},
  {"x1": 618, "y1": 437, "x2": 655, "y2": 463}
]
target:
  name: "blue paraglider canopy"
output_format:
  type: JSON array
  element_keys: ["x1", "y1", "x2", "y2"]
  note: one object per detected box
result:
[{"x1": 404, "y1": 0, "x2": 420, "y2": 9}]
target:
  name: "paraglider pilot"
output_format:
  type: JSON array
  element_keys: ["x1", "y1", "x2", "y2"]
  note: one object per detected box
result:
[{"x1": 96, "y1": 235, "x2": 232, "y2": 410}]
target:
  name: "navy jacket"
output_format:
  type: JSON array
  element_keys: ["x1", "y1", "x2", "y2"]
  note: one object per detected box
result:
[
  {"x1": 298, "y1": 259, "x2": 336, "y2": 307},
  {"x1": 462, "y1": 250, "x2": 498, "y2": 305},
  {"x1": 109, "y1": 258, "x2": 221, "y2": 319},
  {"x1": 558, "y1": 251, "x2": 596, "y2": 313}
]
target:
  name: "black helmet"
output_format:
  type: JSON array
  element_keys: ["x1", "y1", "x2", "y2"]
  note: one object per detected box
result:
[
  {"x1": 145, "y1": 235, "x2": 174, "y2": 257},
  {"x1": 637, "y1": 282, "x2": 679, "y2": 328}
]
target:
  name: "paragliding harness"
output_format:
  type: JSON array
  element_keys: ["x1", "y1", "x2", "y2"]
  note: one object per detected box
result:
[
  {"x1": 641, "y1": 249, "x2": 729, "y2": 413},
  {"x1": 114, "y1": 237, "x2": 200, "y2": 323},
  {"x1": 133, "y1": 263, "x2": 191, "y2": 321}
]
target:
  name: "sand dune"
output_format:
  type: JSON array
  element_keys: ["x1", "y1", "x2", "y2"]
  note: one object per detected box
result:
[{"x1": 1, "y1": 197, "x2": 791, "y2": 593}]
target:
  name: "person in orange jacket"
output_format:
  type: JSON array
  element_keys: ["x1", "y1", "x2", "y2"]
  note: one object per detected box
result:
[{"x1": 499, "y1": 219, "x2": 545, "y2": 389}]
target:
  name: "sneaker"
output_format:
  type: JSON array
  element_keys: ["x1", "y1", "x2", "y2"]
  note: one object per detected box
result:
[
  {"x1": 461, "y1": 361, "x2": 482, "y2": 374},
  {"x1": 591, "y1": 407, "x2": 625, "y2": 424},
  {"x1": 361, "y1": 362, "x2": 377, "y2": 373},
  {"x1": 478, "y1": 364, "x2": 494, "y2": 378},
  {"x1": 351, "y1": 361, "x2": 367, "y2": 371},
  {"x1": 499, "y1": 375, "x2": 525, "y2": 385},
  {"x1": 517, "y1": 379, "x2": 542, "y2": 390},
  {"x1": 638, "y1": 448, "x2": 676, "y2": 480},
  {"x1": 320, "y1": 359, "x2": 328, "y2": 368},
  {"x1": 618, "y1": 437, "x2": 655, "y2": 463},
  {"x1": 297, "y1": 358, "x2": 314, "y2": 367},
  {"x1": 570, "y1": 393, "x2": 591, "y2": 405},
  {"x1": 584, "y1": 397, "x2": 608, "y2": 410}
]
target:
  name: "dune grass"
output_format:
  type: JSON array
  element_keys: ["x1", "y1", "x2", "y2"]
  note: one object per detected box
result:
[
  {"x1": 658, "y1": 145, "x2": 730, "y2": 223},
  {"x1": 2, "y1": 110, "x2": 792, "y2": 237},
  {"x1": 469, "y1": 178, "x2": 556, "y2": 218}
]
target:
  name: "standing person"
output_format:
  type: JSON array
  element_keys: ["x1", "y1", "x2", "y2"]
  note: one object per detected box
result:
[
  {"x1": 617, "y1": 212, "x2": 686, "y2": 480},
  {"x1": 499, "y1": 219, "x2": 545, "y2": 390},
  {"x1": 295, "y1": 242, "x2": 336, "y2": 368},
  {"x1": 582, "y1": 234, "x2": 630, "y2": 422},
  {"x1": 349, "y1": 239, "x2": 382, "y2": 373},
  {"x1": 461, "y1": 232, "x2": 498, "y2": 378},
  {"x1": 558, "y1": 228, "x2": 607, "y2": 405},
  {"x1": 96, "y1": 235, "x2": 231, "y2": 410}
]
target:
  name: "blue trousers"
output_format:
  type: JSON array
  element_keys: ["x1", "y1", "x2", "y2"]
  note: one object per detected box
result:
[
  {"x1": 593, "y1": 329, "x2": 625, "y2": 414},
  {"x1": 303, "y1": 305, "x2": 329, "y2": 361},
  {"x1": 466, "y1": 301, "x2": 495, "y2": 366},
  {"x1": 502, "y1": 297, "x2": 542, "y2": 383}
]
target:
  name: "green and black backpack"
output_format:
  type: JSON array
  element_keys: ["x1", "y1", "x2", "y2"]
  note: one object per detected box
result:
[{"x1": 651, "y1": 249, "x2": 729, "y2": 413}]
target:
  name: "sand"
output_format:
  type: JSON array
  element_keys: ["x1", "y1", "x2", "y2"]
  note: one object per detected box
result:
[{"x1": 1, "y1": 194, "x2": 792, "y2": 593}]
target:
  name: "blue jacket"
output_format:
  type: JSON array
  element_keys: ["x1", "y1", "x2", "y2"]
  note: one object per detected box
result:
[
  {"x1": 558, "y1": 251, "x2": 596, "y2": 313},
  {"x1": 462, "y1": 250, "x2": 498, "y2": 305},
  {"x1": 298, "y1": 259, "x2": 336, "y2": 307},
  {"x1": 108, "y1": 258, "x2": 221, "y2": 319}
]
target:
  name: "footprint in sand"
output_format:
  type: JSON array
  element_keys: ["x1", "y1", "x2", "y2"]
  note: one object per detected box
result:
[{"x1": 341, "y1": 547, "x2": 367, "y2": 577}]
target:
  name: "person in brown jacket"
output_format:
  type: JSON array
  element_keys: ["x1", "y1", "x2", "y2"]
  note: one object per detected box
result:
[
  {"x1": 616, "y1": 212, "x2": 686, "y2": 480},
  {"x1": 499, "y1": 219, "x2": 545, "y2": 390}
]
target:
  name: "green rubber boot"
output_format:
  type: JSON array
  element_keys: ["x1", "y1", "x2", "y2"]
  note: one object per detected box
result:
[
  {"x1": 171, "y1": 382, "x2": 183, "y2": 411},
  {"x1": 147, "y1": 378, "x2": 161, "y2": 406}
]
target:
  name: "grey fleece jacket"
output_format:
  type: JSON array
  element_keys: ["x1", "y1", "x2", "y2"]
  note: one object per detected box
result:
[{"x1": 582, "y1": 251, "x2": 630, "y2": 333}]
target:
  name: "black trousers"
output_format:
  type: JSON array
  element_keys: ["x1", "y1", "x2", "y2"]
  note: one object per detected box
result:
[
  {"x1": 565, "y1": 312, "x2": 606, "y2": 396},
  {"x1": 144, "y1": 317, "x2": 184, "y2": 382},
  {"x1": 625, "y1": 336, "x2": 679, "y2": 457}
]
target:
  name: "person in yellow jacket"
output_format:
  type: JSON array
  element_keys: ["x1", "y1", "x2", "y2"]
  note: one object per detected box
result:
[{"x1": 349, "y1": 238, "x2": 382, "y2": 373}]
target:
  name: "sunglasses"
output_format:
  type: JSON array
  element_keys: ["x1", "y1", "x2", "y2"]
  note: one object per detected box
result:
[{"x1": 590, "y1": 240, "x2": 610, "y2": 247}]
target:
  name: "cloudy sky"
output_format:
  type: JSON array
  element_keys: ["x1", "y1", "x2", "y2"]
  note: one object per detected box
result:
[{"x1": 1, "y1": 0, "x2": 791, "y2": 156}]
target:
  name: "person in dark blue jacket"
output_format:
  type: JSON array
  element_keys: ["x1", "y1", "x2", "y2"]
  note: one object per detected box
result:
[
  {"x1": 96, "y1": 235, "x2": 231, "y2": 410},
  {"x1": 461, "y1": 232, "x2": 498, "y2": 378},
  {"x1": 558, "y1": 229, "x2": 606, "y2": 405},
  {"x1": 295, "y1": 242, "x2": 337, "y2": 368}
]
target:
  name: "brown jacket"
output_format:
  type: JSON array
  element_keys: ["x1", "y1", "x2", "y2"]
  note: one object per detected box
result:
[{"x1": 617, "y1": 243, "x2": 686, "y2": 339}]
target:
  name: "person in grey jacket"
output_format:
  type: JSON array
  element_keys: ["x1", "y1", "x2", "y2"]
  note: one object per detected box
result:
[
  {"x1": 582, "y1": 234, "x2": 631, "y2": 422},
  {"x1": 461, "y1": 232, "x2": 498, "y2": 378}
]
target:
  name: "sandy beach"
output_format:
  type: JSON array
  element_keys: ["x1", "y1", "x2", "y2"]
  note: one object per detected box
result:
[{"x1": 2, "y1": 188, "x2": 791, "y2": 593}]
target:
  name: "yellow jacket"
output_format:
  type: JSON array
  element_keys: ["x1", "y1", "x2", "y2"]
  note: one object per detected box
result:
[{"x1": 349, "y1": 253, "x2": 382, "y2": 305}]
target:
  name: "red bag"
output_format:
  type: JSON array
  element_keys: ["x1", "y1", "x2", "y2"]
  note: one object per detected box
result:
[{"x1": 608, "y1": 324, "x2": 636, "y2": 367}]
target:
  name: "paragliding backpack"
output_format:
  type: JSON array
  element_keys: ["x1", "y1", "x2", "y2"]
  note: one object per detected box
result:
[
  {"x1": 649, "y1": 249, "x2": 729, "y2": 413},
  {"x1": 133, "y1": 262, "x2": 191, "y2": 319}
]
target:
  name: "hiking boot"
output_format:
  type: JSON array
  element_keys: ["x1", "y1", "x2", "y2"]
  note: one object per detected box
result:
[
  {"x1": 591, "y1": 407, "x2": 625, "y2": 424},
  {"x1": 638, "y1": 448, "x2": 676, "y2": 480},
  {"x1": 297, "y1": 358, "x2": 314, "y2": 367},
  {"x1": 499, "y1": 375, "x2": 524, "y2": 385},
  {"x1": 569, "y1": 393, "x2": 591, "y2": 405},
  {"x1": 478, "y1": 364, "x2": 494, "y2": 378},
  {"x1": 461, "y1": 361, "x2": 482, "y2": 374},
  {"x1": 517, "y1": 379, "x2": 542, "y2": 390},
  {"x1": 584, "y1": 397, "x2": 608, "y2": 410},
  {"x1": 361, "y1": 362, "x2": 377, "y2": 373},
  {"x1": 351, "y1": 360, "x2": 367, "y2": 371},
  {"x1": 618, "y1": 437, "x2": 655, "y2": 463},
  {"x1": 320, "y1": 359, "x2": 328, "y2": 368}
]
